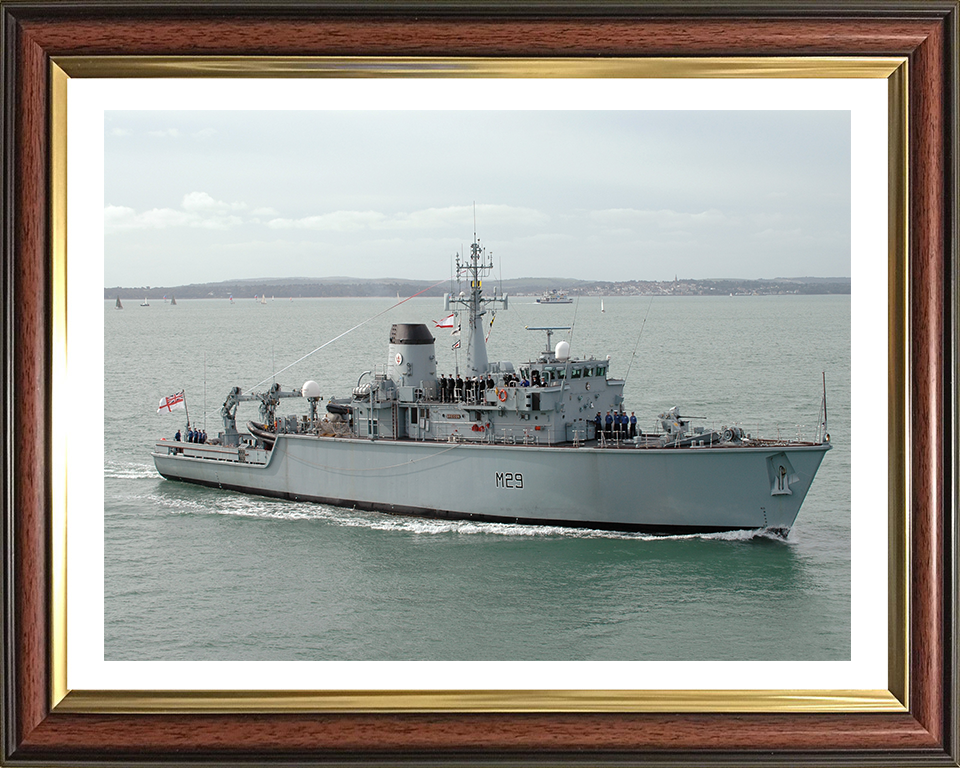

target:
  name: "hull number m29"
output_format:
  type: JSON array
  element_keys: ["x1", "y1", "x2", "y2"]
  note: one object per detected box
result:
[{"x1": 496, "y1": 472, "x2": 524, "y2": 489}]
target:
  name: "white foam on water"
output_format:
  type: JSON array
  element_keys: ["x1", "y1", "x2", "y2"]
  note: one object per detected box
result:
[
  {"x1": 104, "y1": 460, "x2": 158, "y2": 480},
  {"x1": 151, "y1": 489, "x2": 791, "y2": 544}
]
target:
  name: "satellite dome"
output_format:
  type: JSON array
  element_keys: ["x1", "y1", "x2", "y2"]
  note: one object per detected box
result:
[
  {"x1": 555, "y1": 340, "x2": 570, "y2": 361},
  {"x1": 302, "y1": 380, "x2": 322, "y2": 399}
]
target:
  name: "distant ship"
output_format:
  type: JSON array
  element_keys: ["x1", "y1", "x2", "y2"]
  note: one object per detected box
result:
[
  {"x1": 536, "y1": 289, "x2": 574, "y2": 305},
  {"x1": 154, "y1": 235, "x2": 831, "y2": 535}
]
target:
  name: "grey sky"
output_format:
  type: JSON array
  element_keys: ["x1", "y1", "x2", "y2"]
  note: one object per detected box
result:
[{"x1": 104, "y1": 110, "x2": 850, "y2": 286}]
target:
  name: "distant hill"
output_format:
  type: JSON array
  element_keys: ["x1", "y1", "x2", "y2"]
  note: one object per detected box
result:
[{"x1": 105, "y1": 276, "x2": 851, "y2": 301}]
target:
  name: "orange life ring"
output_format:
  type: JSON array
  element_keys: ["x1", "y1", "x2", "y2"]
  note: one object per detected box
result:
[{"x1": 497, "y1": 388, "x2": 508, "y2": 402}]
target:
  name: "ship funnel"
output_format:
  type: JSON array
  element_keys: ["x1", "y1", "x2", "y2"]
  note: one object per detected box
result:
[{"x1": 388, "y1": 323, "x2": 438, "y2": 398}]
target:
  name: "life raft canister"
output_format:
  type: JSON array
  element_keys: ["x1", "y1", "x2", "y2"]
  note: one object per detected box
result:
[{"x1": 497, "y1": 388, "x2": 508, "y2": 402}]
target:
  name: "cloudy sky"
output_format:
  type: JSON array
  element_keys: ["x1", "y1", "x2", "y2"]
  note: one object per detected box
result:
[{"x1": 104, "y1": 110, "x2": 850, "y2": 287}]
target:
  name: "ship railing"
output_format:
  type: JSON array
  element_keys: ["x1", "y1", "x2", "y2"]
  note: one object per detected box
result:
[{"x1": 154, "y1": 440, "x2": 268, "y2": 465}]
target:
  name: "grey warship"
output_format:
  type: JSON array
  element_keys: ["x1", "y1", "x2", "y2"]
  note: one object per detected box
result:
[{"x1": 153, "y1": 237, "x2": 831, "y2": 535}]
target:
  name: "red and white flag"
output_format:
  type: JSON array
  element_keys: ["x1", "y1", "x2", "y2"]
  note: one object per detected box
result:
[
  {"x1": 434, "y1": 313, "x2": 455, "y2": 329},
  {"x1": 157, "y1": 390, "x2": 186, "y2": 414}
]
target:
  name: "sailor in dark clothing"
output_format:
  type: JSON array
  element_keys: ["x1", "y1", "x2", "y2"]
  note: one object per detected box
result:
[
  {"x1": 630, "y1": 412, "x2": 637, "y2": 439},
  {"x1": 175, "y1": 429, "x2": 181, "y2": 442},
  {"x1": 594, "y1": 411, "x2": 602, "y2": 438},
  {"x1": 455, "y1": 375, "x2": 463, "y2": 401},
  {"x1": 605, "y1": 411, "x2": 613, "y2": 437}
]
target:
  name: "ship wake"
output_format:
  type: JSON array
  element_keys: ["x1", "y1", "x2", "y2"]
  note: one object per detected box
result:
[{"x1": 152, "y1": 490, "x2": 792, "y2": 543}]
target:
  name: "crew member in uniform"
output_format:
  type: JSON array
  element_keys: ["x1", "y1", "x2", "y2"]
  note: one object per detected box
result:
[
  {"x1": 629, "y1": 412, "x2": 637, "y2": 439},
  {"x1": 605, "y1": 411, "x2": 613, "y2": 438}
]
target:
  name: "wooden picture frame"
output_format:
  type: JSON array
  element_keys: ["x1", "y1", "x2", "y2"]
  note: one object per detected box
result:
[{"x1": 2, "y1": 2, "x2": 957, "y2": 764}]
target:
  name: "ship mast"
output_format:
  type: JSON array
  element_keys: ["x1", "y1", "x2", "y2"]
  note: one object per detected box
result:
[{"x1": 445, "y1": 234, "x2": 508, "y2": 376}]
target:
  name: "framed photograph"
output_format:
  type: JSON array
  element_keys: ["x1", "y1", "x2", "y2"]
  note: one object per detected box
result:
[{"x1": 2, "y1": 2, "x2": 957, "y2": 765}]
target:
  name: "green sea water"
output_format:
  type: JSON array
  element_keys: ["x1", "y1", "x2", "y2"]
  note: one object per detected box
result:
[{"x1": 104, "y1": 294, "x2": 850, "y2": 661}]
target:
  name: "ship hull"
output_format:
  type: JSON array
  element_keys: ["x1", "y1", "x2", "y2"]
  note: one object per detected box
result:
[{"x1": 153, "y1": 436, "x2": 830, "y2": 534}]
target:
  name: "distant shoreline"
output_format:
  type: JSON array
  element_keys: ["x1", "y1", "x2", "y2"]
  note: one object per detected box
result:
[{"x1": 105, "y1": 276, "x2": 851, "y2": 301}]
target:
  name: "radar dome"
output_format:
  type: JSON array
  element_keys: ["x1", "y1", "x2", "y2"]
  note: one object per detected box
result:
[
  {"x1": 302, "y1": 380, "x2": 322, "y2": 399},
  {"x1": 555, "y1": 340, "x2": 570, "y2": 361}
]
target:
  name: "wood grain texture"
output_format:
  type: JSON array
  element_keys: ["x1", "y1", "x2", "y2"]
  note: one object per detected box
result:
[
  {"x1": 12, "y1": 20, "x2": 50, "y2": 748},
  {"x1": 17, "y1": 16, "x2": 943, "y2": 57},
  {"x1": 2, "y1": 4, "x2": 956, "y2": 765},
  {"x1": 13, "y1": 712, "x2": 942, "y2": 754},
  {"x1": 908, "y1": 15, "x2": 947, "y2": 748}
]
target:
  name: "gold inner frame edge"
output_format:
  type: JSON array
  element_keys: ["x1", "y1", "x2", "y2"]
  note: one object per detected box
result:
[
  {"x1": 50, "y1": 55, "x2": 910, "y2": 715},
  {"x1": 53, "y1": 55, "x2": 905, "y2": 79}
]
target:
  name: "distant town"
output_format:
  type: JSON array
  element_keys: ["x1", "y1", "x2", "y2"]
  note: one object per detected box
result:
[{"x1": 106, "y1": 275, "x2": 850, "y2": 301}]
